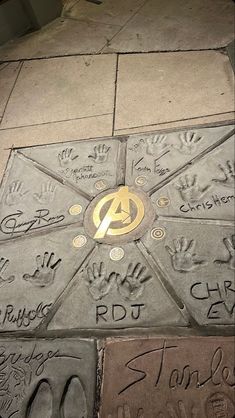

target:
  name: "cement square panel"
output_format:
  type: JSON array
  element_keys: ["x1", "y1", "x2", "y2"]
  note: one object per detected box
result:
[
  {"x1": 141, "y1": 218, "x2": 235, "y2": 325},
  {"x1": 0, "y1": 55, "x2": 117, "y2": 129},
  {"x1": 115, "y1": 52, "x2": 234, "y2": 131},
  {"x1": 126, "y1": 125, "x2": 234, "y2": 193},
  {"x1": 0, "y1": 338, "x2": 96, "y2": 418},
  {"x1": 0, "y1": 123, "x2": 234, "y2": 333},
  {"x1": 151, "y1": 133, "x2": 235, "y2": 221},
  {"x1": 103, "y1": 0, "x2": 235, "y2": 52},
  {"x1": 0, "y1": 225, "x2": 95, "y2": 331},
  {"x1": 101, "y1": 336, "x2": 235, "y2": 418}
]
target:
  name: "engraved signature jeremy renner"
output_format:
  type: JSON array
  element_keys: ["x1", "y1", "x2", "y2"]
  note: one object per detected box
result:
[{"x1": 0, "y1": 209, "x2": 65, "y2": 236}]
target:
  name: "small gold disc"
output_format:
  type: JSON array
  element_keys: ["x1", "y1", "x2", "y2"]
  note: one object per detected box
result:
[
  {"x1": 157, "y1": 197, "x2": 170, "y2": 208},
  {"x1": 95, "y1": 180, "x2": 108, "y2": 191},
  {"x1": 73, "y1": 235, "x2": 87, "y2": 248},
  {"x1": 69, "y1": 204, "x2": 83, "y2": 216},
  {"x1": 109, "y1": 247, "x2": 125, "y2": 261},
  {"x1": 151, "y1": 227, "x2": 165, "y2": 240},
  {"x1": 135, "y1": 176, "x2": 147, "y2": 187}
]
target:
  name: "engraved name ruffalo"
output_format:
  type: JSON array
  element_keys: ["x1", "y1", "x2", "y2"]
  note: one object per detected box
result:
[
  {"x1": 0, "y1": 209, "x2": 65, "y2": 236},
  {"x1": 0, "y1": 302, "x2": 52, "y2": 328},
  {"x1": 118, "y1": 341, "x2": 235, "y2": 395}
]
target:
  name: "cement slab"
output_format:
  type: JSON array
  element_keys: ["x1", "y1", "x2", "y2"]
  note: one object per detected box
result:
[
  {"x1": 103, "y1": 0, "x2": 235, "y2": 52},
  {"x1": 115, "y1": 52, "x2": 234, "y2": 131},
  {"x1": 0, "y1": 338, "x2": 96, "y2": 418},
  {"x1": 101, "y1": 337, "x2": 235, "y2": 418},
  {"x1": 0, "y1": 124, "x2": 234, "y2": 332},
  {"x1": 0, "y1": 62, "x2": 22, "y2": 117},
  {"x1": 0, "y1": 55, "x2": 116, "y2": 129}
]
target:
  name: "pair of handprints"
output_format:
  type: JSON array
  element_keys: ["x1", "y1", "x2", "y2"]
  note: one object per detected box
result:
[
  {"x1": 5, "y1": 181, "x2": 56, "y2": 207},
  {"x1": 109, "y1": 401, "x2": 199, "y2": 418},
  {"x1": 175, "y1": 160, "x2": 235, "y2": 203},
  {"x1": 0, "y1": 252, "x2": 62, "y2": 289},
  {"x1": 166, "y1": 235, "x2": 235, "y2": 272},
  {"x1": 146, "y1": 131, "x2": 203, "y2": 156},
  {"x1": 58, "y1": 144, "x2": 110, "y2": 167},
  {"x1": 86, "y1": 262, "x2": 152, "y2": 301}
]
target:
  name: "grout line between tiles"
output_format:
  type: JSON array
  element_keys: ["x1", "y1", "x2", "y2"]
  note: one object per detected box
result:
[
  {"x1": 112, "y1": 54, "x2": 119, "y2": 136},
  {"x1": 114, "y1": 111, "x2": 235, "y2": 133},
  {"x1": 0, "y1": 47, "x2": 228, "y2": 64},
  {"x1": 0, "y1": 112, "x2": 113, "y2": 132},
  {"x1": 0, "y1": 61, "x2": 24, "y2": 128}
]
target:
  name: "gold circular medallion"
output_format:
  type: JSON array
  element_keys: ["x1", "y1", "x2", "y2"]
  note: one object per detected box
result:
[
  {"x1": 69, "y1": 204, "x2": 83, "y2": 216},
  {"x1": 135, "y1": 176, "x2": 148, "y2": 187},
  {"x1": 92, "y1": 186, "x2": 145, "y2": 239},
  {"x1": 73, "y1": 235, "x2": 87, "y2": 248},
  {"x1": 109, "y1": 247, "x2": 125, "y2": 261},
  {"x1": 157, "y1": 197, "x2": 170, "y2": 208},
  {"x1": 95, "y1": 179, "x2": 108, "y2": 191},
  {"x1": 151, "y1": 227, "x2": 165, "y2": 240}
]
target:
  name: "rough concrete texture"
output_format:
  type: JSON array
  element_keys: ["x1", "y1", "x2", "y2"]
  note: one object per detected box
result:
[
  {"x1": 0, "y1": 124, "x2": 234, "y2": 333},
  {"x1": 0, "y1": 0, "x2": 234, "y2": 59},
  {"x1": 101, "y1": 337, "x2": 235, "y2": 418},
  {"x1": 115, "y1": 52, "x2": 234, "y2": 131},
  {"x1": 0, "y1": 338, "x2": 96, "y2": 418}
]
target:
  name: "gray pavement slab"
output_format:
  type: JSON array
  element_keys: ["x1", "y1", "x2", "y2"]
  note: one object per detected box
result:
[
  {"x1": 0, "y1": 123, "x2": 234, "y2": 333},
  {"x1": 20, "y1": 138, "x2": 122, "y2": 197},
  {"x1": 0, "y1": 338, "x2": 96, "y2": 418}
]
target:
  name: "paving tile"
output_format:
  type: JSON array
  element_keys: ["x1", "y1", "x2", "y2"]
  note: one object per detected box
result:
[
  {"x1": 150, "y1": 133, "x2": 235, "y2": 221},
  {"x1": 0, "y1": 338, "x2": 96, "y2": 418},
  {"x1": 103, "y1": 0, "x2": 235, "y2": 52},
  {"x1": 0, "y1": 224, "x2": 95, "y2": 331},
  {"x1": 0, "y1": 62, "x2": 22, "y2": 117},
  {"x1": 125, "y1": 124, "x2": 234, "y2": 193},
  {"x1": 100, "y1": 337, "x2": 235, "y2": 418},
  {"x1": 1, "y1": 55, "x2": 117, "y2": 129},
  {"x1": 0, "y1": 152, "x2": 90, "y2": 241},
  {"x1": 0, "y1": 17, "x2": 119, "y2": 60},
  {"x1": 0, "y1": 124, "x2": 233, "y2": 333},
  {"x1": 20, "y1": 137, "x2": 122, "y2": 197},
  {"x1": 64, "y1": 0, "x2": 146, "y2": 26},
  {"x1": 114, "y1": 112, "x2": 235, "y2": 136},
  {"x1": 48, "y1": 241, "x2": 187, "y2": 331},
  {"x1": 115, "y1": 52, "x2": 234, "y2": 131}
]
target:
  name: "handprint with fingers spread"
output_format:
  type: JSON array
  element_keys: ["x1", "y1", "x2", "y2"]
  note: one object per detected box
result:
[
  {"x1": 0, "y1": 257, "x2": 15, "y2": 288},
  {"x1": 212, "y1": 160, "x2": 235, "y2": 188},
  {"x1": 174, "y1": 132, "x2": 203, "y2": 154},
  {"x1": 86, "y1": 262, "x2": 114, "y2": 300},
  {"x1": 146, "y1": 134, "x2": 170, "y2": 156},
  {"x1": 108, "y1": 404, "x2": 145, "y2": 418},
  {"x1": 214, "y1": 235, "x2": 235, "y2": 270},
  {"x1": 23, "y1": 252, "x2": 62, "y2": 287},
  {"x1": 175, "y1": 174, "x2": 211, "y2": 202},
  {"x1": 58, "y1": 148, "x2": 79, "y2": 167},
  {"x1": 166, "y1": 237, "x2": 207, "y2": 273},
  {"x1": 33, "y1": 182, "x2": 56, "y2": 204},
  {"x1": 157, "y1": 400, "x2": 199, "y2": 418},
  {"x1": 5, "y1": 181, "x2": 29, "y2": 206},
  {"x1": 117, "y1": 263, "x2": 152, "y2": 301},
  {"x1": 89, "y1": 144, "x2": 110, "y2": 164}
]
